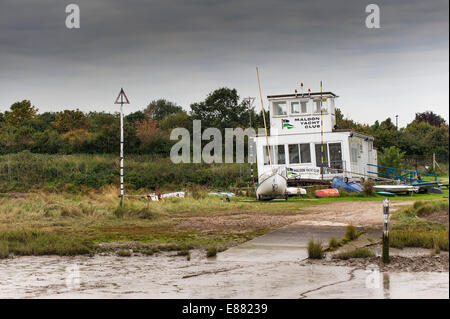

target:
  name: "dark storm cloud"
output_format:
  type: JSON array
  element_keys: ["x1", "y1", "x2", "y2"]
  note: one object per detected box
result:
[{"x1": 0, "y1": 0, "x2": 448, "y2": 126}]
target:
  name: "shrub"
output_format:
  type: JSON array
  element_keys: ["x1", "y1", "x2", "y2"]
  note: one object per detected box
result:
[
  {"x1": 206, "y1": 246, "x2": 218, "y2": 257},
  {"x1": 328, "y1": 237, "x2": 339, "y2": 250},
  {"x1": 345, "y1": 224, "x2": 357, "y2": 241},
  {"x1": 362, "y1": 179, "x2": 376, "y2": 196},
  {"x1": 307, "y1": 239, "x2": 325, "y2": 259}
]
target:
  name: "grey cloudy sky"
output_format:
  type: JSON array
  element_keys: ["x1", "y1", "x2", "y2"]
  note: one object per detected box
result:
[{"x1": 0, "y1": 0, "x2": 448, "y2": 127}]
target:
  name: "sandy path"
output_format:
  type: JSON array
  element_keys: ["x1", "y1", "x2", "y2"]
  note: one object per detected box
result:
[
  {"x1": 294, "y1": 200, "x2": 415, "y2": 227},
  {"x1": 175, "y1": 200, "x2": 415, "y2": 232}
]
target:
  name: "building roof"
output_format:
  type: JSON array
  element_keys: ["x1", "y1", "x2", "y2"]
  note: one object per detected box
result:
[
  {"x1": 267, "y1": 92, "x2": 338, "y2": 99},
  {"x1": 332, "y1": 129, "x2": 375, "y2": 140}
]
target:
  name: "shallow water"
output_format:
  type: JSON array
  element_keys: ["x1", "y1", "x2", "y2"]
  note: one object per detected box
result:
[{"x1": 0, "y1": 250, "x2": 448, "y2": 299}]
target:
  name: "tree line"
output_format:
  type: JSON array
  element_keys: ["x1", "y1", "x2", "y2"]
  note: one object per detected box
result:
[{"x1": 0, "y1": 87, "x2": 448, "y2": 166}]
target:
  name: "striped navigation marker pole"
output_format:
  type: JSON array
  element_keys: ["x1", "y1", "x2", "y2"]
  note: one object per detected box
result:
[
  {"x1": 115, "y1": 88, "x2": 130, "y2": 207},
  {"x1": 317, "y1": 81, "x2": 326, "y2": 180},
  {"x1": 244, "y1": 97, "x2": 256, "y2": 187},
  {"x1": 382, "y1": 198, "x2": 390, "y2": 263}
]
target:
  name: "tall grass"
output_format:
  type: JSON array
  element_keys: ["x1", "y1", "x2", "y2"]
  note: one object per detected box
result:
[
  {"x1": 390, "y1": 229, "x2": 448, "y2": 251},
  {"x1": 0, "y1": 152, "x2": 253, "y2": 193},
  {"x1": 307, "y1": 239, "x2": 325, "y2": 259},
  {"x1": 0, "y1": 230, "x2": 92, "y2": 256},
  {"x1": 334, "y1": 248, "x2": 375, "y2": 260}
]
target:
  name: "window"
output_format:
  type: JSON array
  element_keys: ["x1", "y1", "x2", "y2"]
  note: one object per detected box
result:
[
  {"x1": 277, "y1": 145, "x2": 286, "y2": 164},
  {"x1": 300, "y1": 101, "x2": 308, "y2": 113},
  {"x1": 291, "y1": 102, "x2": 300, "y2": 114},
  {"x1": 329, "y1": 143, "x2": 342, "y2": 170},
  {"x1": 300, "y1": 143, "x2": 311, "y2": 163},
  {"x1": 313, "y1": 99, "x2": 328, "y2": 113},
  {"x1": 288, "y1": 144, "x2": 300, "y2": 164},
  {"x1": 273, "y1": 101, "x2": 287, "y2": 116},
  {"x1": 315, "y1": 144, "x2": 329, "y2": 167},
  {"x1": 263, "y1": 146, "x2": 275, "y2": 165},
  {"x1": 314, "y1": 100, "x2": 321, "y2": 113}
]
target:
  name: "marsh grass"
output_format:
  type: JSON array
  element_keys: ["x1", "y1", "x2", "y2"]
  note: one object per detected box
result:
[
  {"x1": 328, "y1": 237, "x2": 339, "y2": 251},
  {"x1": 307, "y1": 239, "x2": 325, "y2": 259},
  {"x1": 0, "y1": 241, "x2": 9, "y2": 259},
  {"x1": 345, "y1": 224, "x2": 357, "y2": 241},
  {"x1": 117, "y1": 250, "x2": 132, "y2": 257},
  {"x1": 334, "y1": 248, "x2": 375, "y2": 260},
  {"x1": 0, "y1": 230, "x2": 92, "y2": 256},
  {"x1": 390, "y1": 229, "x2": 448, "y2": 251},
  {"x1": 389, "y1": 200, "x2": 448, "y2": 250},
  {"x1": 206, "y1": 246, "x2": 218, "y2": 257}
]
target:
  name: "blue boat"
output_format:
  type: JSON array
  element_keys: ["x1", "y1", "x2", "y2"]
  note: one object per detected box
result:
[{"x1": 331, "y1": 177, "x2": 363, "y2": 193}]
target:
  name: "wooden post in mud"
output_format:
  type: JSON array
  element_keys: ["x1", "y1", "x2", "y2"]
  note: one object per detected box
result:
[{"x1": 382, "y1": 198, "x2": 390, "y2": 263}]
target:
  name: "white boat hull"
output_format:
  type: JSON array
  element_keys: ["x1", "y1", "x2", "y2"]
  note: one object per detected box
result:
[
  {"x1": 374, "y1": 185, "x2": 419, "y2": 193},
  {"x1": 256, "y1": 172, "x2": 288, "y2": 200}
]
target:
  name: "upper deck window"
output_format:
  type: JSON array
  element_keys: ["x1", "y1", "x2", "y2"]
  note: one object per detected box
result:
[
  {"x1": 314, "y1": 99, "x2": 328, "y2": 113},
  {"x1": 300, "y1": 101, "x2": 308, "y2": 113},
  {"x1": 273, "y1": 101, "x2": 287, "y2": 116},
  {"x1": 291, "y1": 102, "x2": 300, "y2": 114}
]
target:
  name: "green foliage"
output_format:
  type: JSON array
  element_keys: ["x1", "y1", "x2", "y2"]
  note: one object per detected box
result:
[
  {"x1": 52, "y1": 109, "x2": 90, "y2": 133},
  {"x1": 307, "y1": 239, "x2": 325, "y2": 259},
  {"x1": 328, "y1": 237, "x2": 339, "y2": 250},
  {"x1": 378, "y1": 146, "x2": 405, "y2": 170},
  {"x1": 390, "y1": 229, "x2": 448, "y2": 251},
  {"x1": 0, "y1": 152, "x2": 254, "y2": 192},
  {"x1": 0, "y1": 230, "x2": 92, "y2": 256},
  {"x1": 190, "y1": 88, "x2": 254, "y2": 131},
  {"x1": 206, "y1": 246, "x2": 218, "y2": 257},
  {"x1": 4, "y1": 100, "x2": 38, "y2": 126},
  {"x1": 362, "y1": 179, "x2": 376, "y2": 196},
  {"x1": 117, "y1": 250, "x2": 132, "y2": 257},
  {"x1": 145, "y1": 99, "x2": 183, "y2": 121},
  {"x1": 345, "y1": 224, "x2": 357, "y2": 241},
  {"x1": 0, "y1": 241, "x2": 9, "y2": 259},
  {"x1": 334, "y1": 248, "x2": 375, "y2": 260},
  {"x1": 391, "y1": 200, "x2": 448, "y2": 231}
]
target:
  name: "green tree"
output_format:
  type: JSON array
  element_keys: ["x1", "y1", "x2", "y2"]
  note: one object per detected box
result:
[
  {"x1": 52, "y1": 109, "x2": 90, "y2": 133},
  {"x1": 378, "y1": 146, "x2": 405, "y2": 169},
  {"x1": 190, "y1": 88, "x2": 250, "y2": 130},
  {"x1": 144, "y1": 99, "x2": 183, "y2": 121},
  {"x1": 373, "y1": 118, "x2": 399, "y2": 150},
  {"x1": 158, "y1": 111, "x2": 192, "y2": 132},
  {"x1": 4, "y1": 100, "x2": 38, "y2": 126}
]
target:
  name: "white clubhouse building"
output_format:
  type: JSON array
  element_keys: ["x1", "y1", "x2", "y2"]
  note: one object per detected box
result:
[{"x1": 253, "y1": 91, "x2": 378, "y2": 184}]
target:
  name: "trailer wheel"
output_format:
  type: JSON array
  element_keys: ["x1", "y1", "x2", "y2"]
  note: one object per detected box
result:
[{"x1": 344, "y1": 177, "x2": 349, "y2": 184}]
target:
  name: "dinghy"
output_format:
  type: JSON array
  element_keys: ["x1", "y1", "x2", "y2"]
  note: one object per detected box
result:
[
  {"x1": 315, "y1": 188, "x2": 339, "y2": 197},
  {"x1": 331, "y1": 177, "x2": 362, "y2": 193},
  {"x1": 256, "y1": 170, "x2": 288, "y2": 200},
  {"x1": 254, "y1": 67, "x2": 288, "y2": 201},
  {"x1": 374, "y1": 184, "x2": 419, "y2": 194}
]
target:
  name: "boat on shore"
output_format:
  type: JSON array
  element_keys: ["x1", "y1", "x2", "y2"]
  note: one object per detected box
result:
[
  {"x1": 331, "y1": 177, "x2": 362, "y2": 193},
  {"x1": 256, "y1": 170, "x2": 288, "y2": 200},
  {"x1": 374, "y1": 184, "x2": 419, "y2": 194}
]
